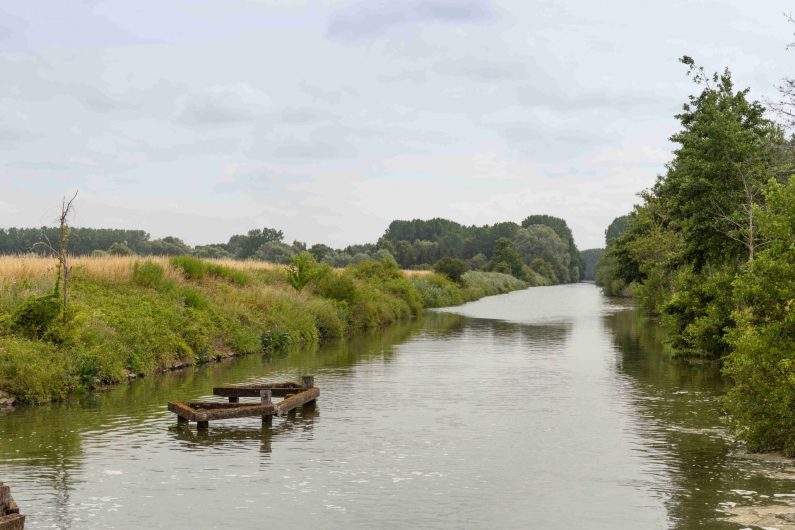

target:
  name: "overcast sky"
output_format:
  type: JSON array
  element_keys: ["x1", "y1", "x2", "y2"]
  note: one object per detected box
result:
[{"x1": 0, "y1": 0, "x2": 792, "y2": 250}]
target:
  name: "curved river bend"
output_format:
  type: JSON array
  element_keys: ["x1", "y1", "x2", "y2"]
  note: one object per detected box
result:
[{"x1": 1, "y1": 284, "x2": 793, "y2": 529}]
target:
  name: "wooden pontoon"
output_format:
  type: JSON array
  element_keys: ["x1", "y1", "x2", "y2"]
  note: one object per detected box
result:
[{"x1": 168, "y1": 376, "x2": 319, "y2": 429}]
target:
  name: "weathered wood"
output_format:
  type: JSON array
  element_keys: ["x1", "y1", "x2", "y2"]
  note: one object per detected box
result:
[
  {"x1": 275, "y1": 388, "x2": 320, "y2": 416},
  {"x1": 197, "y1": 421, "x2": 209, "y2": 430},
  {"x1": 0, "y1": 514, "x2": 25, "y2": 530},
  {"x1": 228, "y1": 396, "x2": 239, "y2": 403},
  {"x1": 261, "y1": 390, "x2": 273, "y2": 426},
  {"x1": 177, "y1": 415, "x2": 188, "y2": 425},
  {"x1": 301, "y1": 375, "x2": 314, "y2": 389},
  {"x1": 213, "y1": 384, "x2": 302, "y2": 398},
  {"x1": 169, "y1": 400, "x2": 277, "y2": 425},
  {"x1": 260, "y1": 390, "x2": 272, "y2": 405},
  {"x1": 168, "y1": 401, "x2": 199, "y2": 422},
  {"x1": 0, "y1": 482, "x2": 24, "y2": 530}
]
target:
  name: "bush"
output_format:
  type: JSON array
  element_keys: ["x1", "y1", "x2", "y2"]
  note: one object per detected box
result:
[
  {"x1": 108, "y1": 242, "x2": 133, "y2": 256},
  {"x1": 170, "y1": 256, "x2": 207, "y2": 280},
  {"x1": 434, "y1": 257, "x2": 469, "y2": 284},
  {"x1": 133, "y1": 261, "x2": 165, "y2": 289},
  {"x1": 11, "y1": 293, "x2": 62, "y2": 339},
  {"x1": 285, "y1": 252, "x2": 328, "y2": 292}
]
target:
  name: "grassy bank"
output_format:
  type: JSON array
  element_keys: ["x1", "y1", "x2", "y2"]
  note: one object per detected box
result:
[{"x1": 0, "y1": 255, "x2": 526, "y2": 404}]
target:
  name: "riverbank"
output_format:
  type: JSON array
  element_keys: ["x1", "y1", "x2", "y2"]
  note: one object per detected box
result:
[{"x1": 0, "y1": 255, "x2": 527, "y2": 404}]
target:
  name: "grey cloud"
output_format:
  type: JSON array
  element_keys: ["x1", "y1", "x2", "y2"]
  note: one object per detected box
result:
[
  {"x1": 174, "y1": 84, "x2": 270, "y2": 125},
  {"x1": 326, "y1": 0, "x2": 496, "y2": 41}
]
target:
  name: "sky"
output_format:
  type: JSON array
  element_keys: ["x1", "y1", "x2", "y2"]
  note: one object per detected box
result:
[{"x1": 0, "y1": 0, "x2": 792, "y2": 250}]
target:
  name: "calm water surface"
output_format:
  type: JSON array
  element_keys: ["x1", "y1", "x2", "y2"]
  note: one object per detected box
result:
[{"x1": 1, "y1": 283, "x2": 794, "y2": 529}]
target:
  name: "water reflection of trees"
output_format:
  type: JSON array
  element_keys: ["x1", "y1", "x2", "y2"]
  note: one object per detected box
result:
[
  {"x1": 421, "y1": 312, "x2": 572, "y2": 352},
  {"x1": 603, "y1": 308, "x2": 761, "y2": 529}
]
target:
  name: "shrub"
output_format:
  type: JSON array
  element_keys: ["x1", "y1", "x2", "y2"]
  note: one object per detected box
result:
[
  {"x1": 434, "y1": 257, "x2": 469, "y2": 284},
  {"x1": 285, "y1": 252, "x2": 329, "y2": 292},
  {"x1": 133, "y1": 261, "x2": 165, "y2": 289},
  {"x1": 170, "y1": 255, "x2": 207, "y2": 280},
  {"x1": 11, "y1": 293, "x2": 62, "y2": 339},
  {"x1": 108, "y1": 242, "x2": 133, "y2": 256}
]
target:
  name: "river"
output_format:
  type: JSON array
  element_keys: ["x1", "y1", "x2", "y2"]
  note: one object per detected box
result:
[{"x1": 1, "y1": 283, "x2": 793, "y2": 529}]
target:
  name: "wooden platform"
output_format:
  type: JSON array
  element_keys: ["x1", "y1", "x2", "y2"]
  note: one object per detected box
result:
[
  {"x1": 168, "y1": 376, "x2": 319, "y2": 429},
  {"x1": 0, "y1": 483, "x2": 24, "y2": 530}
]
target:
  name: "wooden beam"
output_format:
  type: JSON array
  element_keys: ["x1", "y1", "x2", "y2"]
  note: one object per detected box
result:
[
  {"x1": 213, "y1": 385, "x2": 303, "y2": 398},
  {"x1": 275, "y1": 388, "x2": 320, "y2": 416},
  {"x1": 301, "y1": 375, "x2": 314, "y2": 389},
  {"x1": 0, "y1": 514, "x2": 25, "y2": 530},
  {"x1": 168, "y1": 401, "x2": 198, "y2": 422}
]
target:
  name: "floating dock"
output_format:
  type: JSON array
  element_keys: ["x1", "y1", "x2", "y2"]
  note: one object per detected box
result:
[
  {"x1": 0, "y1": 483, "x2": 24, "y2": 530},
  {"x1": 168, "y1": 375, "x2": 319, "y2": 429}
]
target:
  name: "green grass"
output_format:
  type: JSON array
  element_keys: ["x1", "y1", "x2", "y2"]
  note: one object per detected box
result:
[{"x1": 0, "y1": 258, "x2": 528, "y2": 404}]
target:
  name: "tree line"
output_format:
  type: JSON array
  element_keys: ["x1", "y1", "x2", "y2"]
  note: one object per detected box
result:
[
  {"x1": 595, "y1": 56, "x2": 795, "y2": 455},
  {"x1": 1, "y1": 214, "x2": 585, "y2": 286}
]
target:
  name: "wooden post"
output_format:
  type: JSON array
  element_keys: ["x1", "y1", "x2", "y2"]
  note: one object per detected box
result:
[
  {"x1": 228, "y1": 396, "x2": 239, "y2": 403},
  {"x1": 197, "y1": 421, "x2": 209, "y2": 430},
  {"x1": 301, "y1": 375, "x2": 314, "y2": 389},
  {"x1": 177, "y1": 415, "x2": 188, "y2": 425},
  {"x1": 261, "y1": 390, "x2": 273, "y2": 426}
]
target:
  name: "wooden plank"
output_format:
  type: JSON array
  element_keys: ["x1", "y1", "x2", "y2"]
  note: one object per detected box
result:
[
  {"x1": 213, "y1": 385, "x2": 302, "y2": 398},
  {"x1": 5, "y1": 498, "x2": 17, "y2": 515},
  {"x1": 301, "y1": 375, "x2": 314, "y2": 389},
  {"x1": 184, "y1": 402, "x2": 276, "y2": 421},
  {"x1": 0, "y1": 514, "x2": 25, "y2": 530},
  {"x1": 168, "y1": 401, "x2": 198, "y2": 422},
  {"x1": 275, "y1": 388, "x2": 320, "y2": 416}
]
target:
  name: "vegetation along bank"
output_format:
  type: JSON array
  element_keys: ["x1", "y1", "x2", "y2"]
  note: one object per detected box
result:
[
  {"x1": 595, "y1": 57, "x2": 795, "y2": 456},
  {"x1": 0, "y1": 254, "x2": 527, "y2": 405}
]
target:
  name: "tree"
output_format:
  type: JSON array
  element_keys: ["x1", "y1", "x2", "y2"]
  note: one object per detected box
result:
[
  {"x1": 254, "y1": 241, "x2": 294, "y2": 264},
  {"x1": 433, "y1": 257, "x2": 468, "y2": 284},
  {"x1": 308, "y1": 243, "x2": 334, "y2": 262},
  {"x1": 490, "y1": 237, "x2": 523, "y2": 277},
  {"x1": 514, "y1": 225, "x2": 570, "y2": 283},
  {"x1": 108, "y1": 242, "x2": 133, "y2": 256},
  {"x1": 724, "y1": 177, "x2": 795, "y2": 455},
  {"x1": 654, "y1": 57, "x2": 783, "y2": 269}
]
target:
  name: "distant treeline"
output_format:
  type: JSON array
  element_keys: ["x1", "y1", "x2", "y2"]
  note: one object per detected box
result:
[{"x1": 0, "y1": 214, "x2": 585, "y2": 285}]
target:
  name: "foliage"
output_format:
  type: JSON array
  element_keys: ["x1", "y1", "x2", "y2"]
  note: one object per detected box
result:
[
  {"x1": 579, "y1": 248, "x2": 603, "y2": 281},
  {"x1": 108, "y1": 242, "x2": 133, "y2": 256},
  {"x1": 285, "y1": 252, "x2": 329, "y2": 292},
  {"x1": 514, "y1": 225, "x2": 570, "y2": 283},
  {"x1": 133, "y1": 260, "x2": 166, "y2": 289},
  {"x1": 254, "y1": 241, "x2": 295, "y2": 264},
  {"x1": 433, "y1": 257, "x2": 469, "y2": 284},
  {"x1": 10, "y1": 293, "x2": 62, "y2": 340},
  {"x1": 724, "y1": 177, "x2": 795, "y2": 455},
  {"x1": 490, "y1": 237, "x2": 524, "y2": 277}
]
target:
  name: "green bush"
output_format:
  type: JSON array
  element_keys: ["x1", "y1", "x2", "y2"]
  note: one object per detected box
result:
[
  {"x1": 434, "y1": 257, "x2": 469, "y2": 284},
  {"x1": 11, "y1": 293, "x2": 62, "y2": 340},
  {"x1": 285, "y1": 252, "x2": 328, "y2": 292},
  {"x1": 170, "y1": 255, "x2": 208, "y2": 280},
  {"x1": 133, "y1": 261, "x2": 165, "y2": 289}
]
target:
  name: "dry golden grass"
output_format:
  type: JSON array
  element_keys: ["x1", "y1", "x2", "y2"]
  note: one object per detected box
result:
[
  {"x1": 401, "y1": 269, "x2": 432, "y2": 277},
  {"x1": 0, "y1": 254, "x2": 424, "y2": 284},
  {"x1": 0, "y1": 255, "x2": 285, "y2": 283}
]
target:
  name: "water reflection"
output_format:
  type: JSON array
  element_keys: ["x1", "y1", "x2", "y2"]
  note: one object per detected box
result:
[
  {"x1": 604, "y1": 307, "x2": 795, "y2": 529},
  {"x1": 1, "y1": 285, "x2": 793, "y2": 529}
]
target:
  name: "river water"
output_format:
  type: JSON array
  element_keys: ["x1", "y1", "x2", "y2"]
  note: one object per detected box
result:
[{"x1": 1, "y1": 283, "x2": 794, "y2": 529}]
